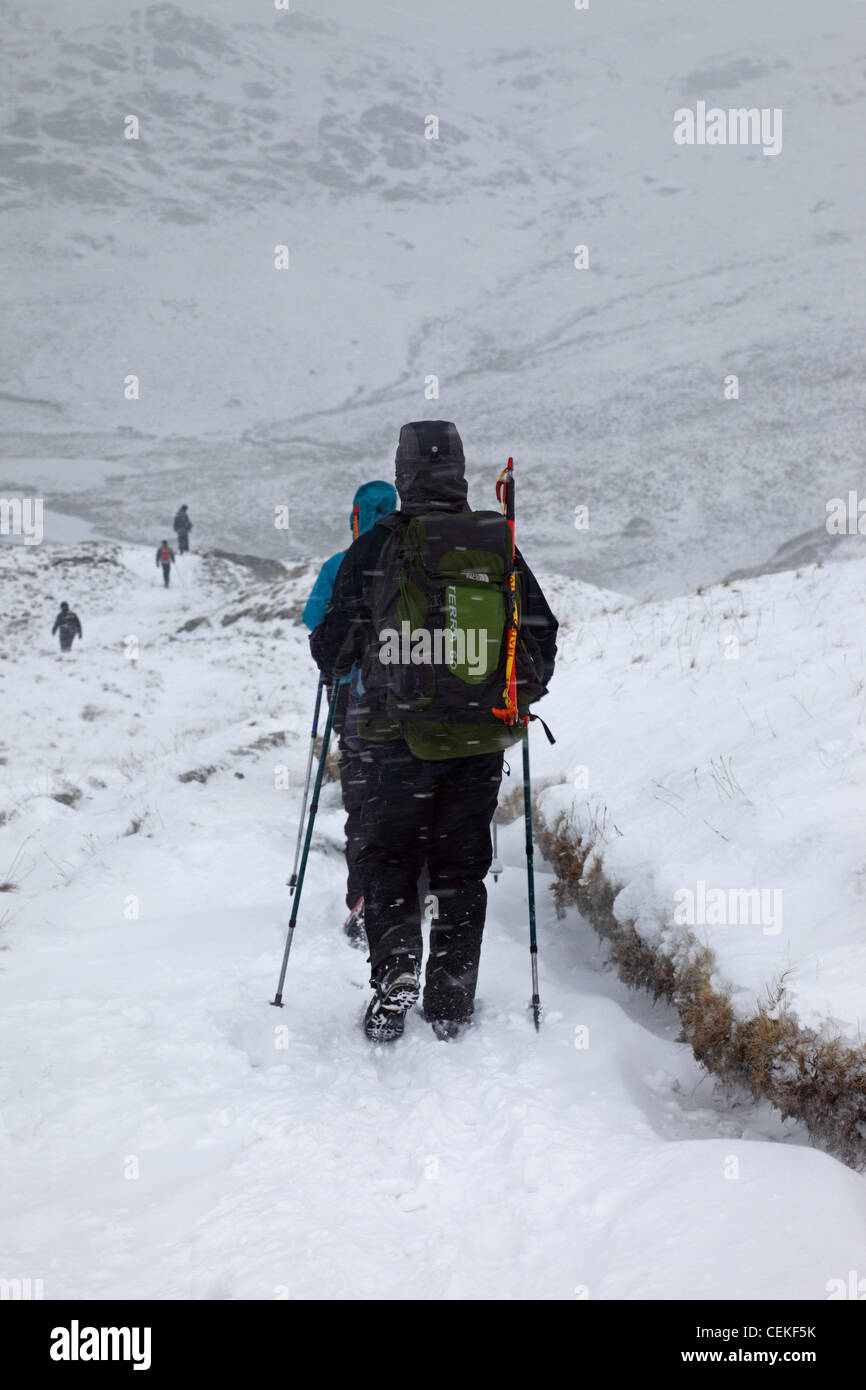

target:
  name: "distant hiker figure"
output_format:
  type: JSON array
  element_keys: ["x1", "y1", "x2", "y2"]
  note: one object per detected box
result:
[
  {"x1": 303, "y1": 480, "x2": 397, "y2": 947},
  {"x1": 156, "y1": 539, "x2": 175, "y2": 587},
  {"x1": 51, "y1": 601, "x2": 82, "y2": 653},
  {"x1": 173, "y1": 505, "x2": 192, "y2": 554},
  {"x1": 311, "y1": 421, "x2": 558, "y2": 1043}
]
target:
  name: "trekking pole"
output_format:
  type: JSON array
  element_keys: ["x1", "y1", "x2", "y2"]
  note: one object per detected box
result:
[
  {"x1": 271, "y1": 678, "x2": 340, "y2": 1007},
  {"x1": 493, "y1": 456, "x2": 541, "y2": 1027},
  {"x1": 288, "y1": 673, "x2": 325, "y2": 892},
  {"x1": 492, "y1": 458, "x2": 519, "y2": 727},
  {"x1": 522, "y1": 724, "x2": 541, "y2": 1031},
  {"x1": 490, "y1": 817, "x2": 503, "y2": 882}
]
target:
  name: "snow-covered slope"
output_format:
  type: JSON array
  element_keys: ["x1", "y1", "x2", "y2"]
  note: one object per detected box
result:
[
  {"x1": 536, "y1": 555, "x2": 866, "y2": 1046},
  {"x1": 2, "y1": 0, "x2": 864, "y2": 593},
  {"x1": 1, "y1": 537, "x2": 865, "y2": 1299}
]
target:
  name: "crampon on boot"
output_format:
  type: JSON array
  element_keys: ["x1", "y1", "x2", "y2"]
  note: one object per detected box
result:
[
  {"x1": 363, "y1": 962, "x2": 420, "y2": 1043},
  {"x1": 343, "y1": 896, "x2": 366, "y2": 950}
]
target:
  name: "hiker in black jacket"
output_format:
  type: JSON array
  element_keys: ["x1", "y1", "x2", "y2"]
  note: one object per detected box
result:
[
  {"x1": 155, "y1": 540, "x2": 175, "y2": 587},
  {"x1": 173, "y1": 505, "x2": 192, "y2": 554},
  {"x1": 52, "y1": 601, "x2": 82, "y2": 652},
  {"x1": 302, "y1": 480, "x2": 398, "y2": 946},
  {"x1": 311, "y1": 421, "x2": 557, "y2": 1042}
]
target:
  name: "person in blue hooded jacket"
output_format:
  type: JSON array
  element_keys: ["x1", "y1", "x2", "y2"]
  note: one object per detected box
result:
[{"x1": 303, "y1": 480, "x2": 397, "y2": 942}]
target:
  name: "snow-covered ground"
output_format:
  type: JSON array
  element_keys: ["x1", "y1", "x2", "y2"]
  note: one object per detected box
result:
[
  {"x1": 2, "y1": 537, "x2": 865, "y2": 1300},
  {"x1": 537, "y1": 557, "x2": 866, "y2": 1044}
]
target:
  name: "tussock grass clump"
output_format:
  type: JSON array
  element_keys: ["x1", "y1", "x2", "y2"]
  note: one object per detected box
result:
[
  {"x1": 50, "y1": 552, "x2": 119, "y2": 568},
  {"x1": 231, "y1": 731, "x2": 287, "y2": 756},
  {"x1": 220, "y1": 588, "x2": 304, "y2": 627},
  {"x1": 0, "y1": 840, "x2": 32, "y2": 895},
  {"x1": 206, "y1": 550, "x2": 288, "y2": 582},
  {"x1": 52, "y1": 786, "x2": 82, "y2": 808},
  {"x1": 114, "y1": 753, "x2": 146, "y2": 782},
  {"x1": 537, "y1": 809, "x2": 866, "y2": 1169},
  {"x1": 312, "y1": 738, "x2": 342, "y2": 784},
  {"x1": 220, "y1": 603, "x2": 302, "y2": 627},
  {"x1": 177, "y1": 616, "x2": 211, "y2": 633},
  {"x1": 124, "y1": 806, "x2": 159, "y2": 837},
  {"x1": 497, "y1": 775, "x2": 563, "y2": 826},
  {"x1": 178, "y1": 765, "x2": 219, "y2": 785}
]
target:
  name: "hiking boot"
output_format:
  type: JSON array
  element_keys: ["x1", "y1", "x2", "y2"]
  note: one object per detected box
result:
[
  {"x1": 343, "y1": 896, "x2": 366, "y2": 950},
  {"x1": 363, "y1": 961, "x2": 420, "y2": 1043}
]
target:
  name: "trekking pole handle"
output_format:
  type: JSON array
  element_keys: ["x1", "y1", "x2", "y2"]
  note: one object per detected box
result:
[{"x1": 495, "y1": 457, "x2": 515, "y2": 522}]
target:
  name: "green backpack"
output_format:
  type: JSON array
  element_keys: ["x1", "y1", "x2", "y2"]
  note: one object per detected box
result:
[{"x1": 358, "y1": 511, "x2": 548, "y2": 760}]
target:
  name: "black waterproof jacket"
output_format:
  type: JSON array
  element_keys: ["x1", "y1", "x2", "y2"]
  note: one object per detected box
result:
[{"x1": 52, "y1": 609, "x2": 82, "y2": 639}]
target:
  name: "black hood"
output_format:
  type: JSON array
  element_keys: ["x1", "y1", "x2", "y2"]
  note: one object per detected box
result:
[{"x1": 394, "y1": 420, "x2": 468, "y2": 515}]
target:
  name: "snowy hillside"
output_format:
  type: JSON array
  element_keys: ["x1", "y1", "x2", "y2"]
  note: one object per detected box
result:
[
  {"x1": 1, "y1": 537, "x2": 866, "y2": 1299},
  {"x1": 2, "y1": 0, "x2": 865, "y2": 593},
  {"x1": 536, "y1": 557, "x2": 866, "y2": 1044}
]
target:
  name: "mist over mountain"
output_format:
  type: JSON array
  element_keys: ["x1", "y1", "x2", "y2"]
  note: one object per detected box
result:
[{"x1": 2, "y1": 0, "x2": 863, "y2": 593}]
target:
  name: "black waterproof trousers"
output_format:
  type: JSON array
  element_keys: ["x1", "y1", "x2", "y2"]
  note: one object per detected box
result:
[
  {"x1": 357, "y1": 740, "x2": 503, "y2": 1022},
  {"x1": 161, "y1": 563, "x2": 171, "y2": 587}
]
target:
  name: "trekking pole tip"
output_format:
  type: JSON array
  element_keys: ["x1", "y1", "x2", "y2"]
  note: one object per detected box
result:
[{"x1": 270, "y1": 995, "x2": 284, "y2": 1008}]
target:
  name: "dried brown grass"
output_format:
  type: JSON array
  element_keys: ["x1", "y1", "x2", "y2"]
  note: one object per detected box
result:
[{"x1": 537, "y1": 809, "x2": 866, "y2": 1168}]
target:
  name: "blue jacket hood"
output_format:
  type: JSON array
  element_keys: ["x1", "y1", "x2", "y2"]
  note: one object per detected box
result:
[
  {"x1": 303, "y1": 481, "x2": 397, "y2": 631},
  {"x1": 351, "y1": 480, "x2": 397, "y2": 537}
]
